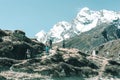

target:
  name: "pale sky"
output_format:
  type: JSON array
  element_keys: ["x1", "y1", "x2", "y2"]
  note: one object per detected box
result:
[{"x1": 0, "y1": 0, "x2": 119, "y2": 37}]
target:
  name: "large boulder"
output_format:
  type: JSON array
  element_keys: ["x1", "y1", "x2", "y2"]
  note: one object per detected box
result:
[
  {"x1": 0, "y1": 41, "x2": 30, "y2": 60},
  {"x1": 0, "y1": 58, "x2": 20, "y2": 71},
  {"x1": 14, "y1": 30, "x2": 25, "y2": 36},
  {"x1": 0, "y1": 29, "x2": 45, "y2": 60}
]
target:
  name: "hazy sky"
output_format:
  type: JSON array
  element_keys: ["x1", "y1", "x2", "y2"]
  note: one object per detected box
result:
[{"x1": 0, "y1": 0, "x2": 120, "y2": 37}]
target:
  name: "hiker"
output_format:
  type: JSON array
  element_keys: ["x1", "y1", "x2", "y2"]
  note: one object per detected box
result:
[
  {"x1": 92, "y1": 50, "x2": 96, "y2": 56},
  {"x1": 45, "y1": 45, "x2": 49, "y2": 55},
  {"x1": 45, "y1": 41, "x2": 50, "y2": 55},
  {"x1": 26, "y1": 49, "x2": 31, "y2": 59},
  {"x1": 62, "y1": 39, "x2": 65, "y2": 48},
  {"x1": 49, "y1": 39, "x2": 52, "y2": 49}
]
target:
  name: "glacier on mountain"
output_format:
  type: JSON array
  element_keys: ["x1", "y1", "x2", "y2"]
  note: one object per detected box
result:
[{"x1": 35, "y1": 7, "x2": 120, "y2": 43}]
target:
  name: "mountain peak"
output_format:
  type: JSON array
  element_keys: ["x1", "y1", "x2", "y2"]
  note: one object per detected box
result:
[
  {"x1": 80, "y1": 7, "x2": 90, "y2": 12},
  {"x1": 35, "y1": 30, "x2": 47, "y2": 43},
  {"x1": 78, "y1": 7, "x2": 91, "y2": 16},
  {"x1": 35, "y1": 7, "x2": 120, "y2": 43}
]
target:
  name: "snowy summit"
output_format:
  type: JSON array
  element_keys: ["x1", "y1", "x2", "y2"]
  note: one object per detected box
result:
[{"x1": 35, "y1": 7, "x2": 120, "y2": 43}]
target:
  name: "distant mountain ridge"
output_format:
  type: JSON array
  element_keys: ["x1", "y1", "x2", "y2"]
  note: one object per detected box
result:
[
  {"x1": 64, "y1": 18, "x2": 120, "y2": 51},
  {"x1": 35, "y1": 7, "x2": 120, "y2": 43}
]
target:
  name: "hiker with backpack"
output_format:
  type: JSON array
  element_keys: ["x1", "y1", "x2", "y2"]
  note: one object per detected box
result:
[
  {"x1": 49, "y1": 39, "x2": 52, "y2": 49},
  {"x1": 45, "y1": 41, "x2": 50, "y2": 55},
  {"x1": 62, "y1": 39, "x2": 65, "y2": 48}
]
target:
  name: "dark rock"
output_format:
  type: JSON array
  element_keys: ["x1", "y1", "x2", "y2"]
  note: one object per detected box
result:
[
  {"x1": 0, "y1": 37, "x2": 2, "y2": 42},
  {"x1": 0, "y1": 41, "x2": 29, "y2": 59},
  {"x1": 14, "y1": 30, "x2": 25, "y2": 36},
  {"x1": 0, "y1": 58, "x2": 20, "y2": 71},
  {"x1": 105, "y1": 60, "x2": 120, "y2": 78},
  {"x1": 0, "y1": 75, "x2": 6, "y2": 80},
  {"x1": 12, "y1": 42, "x2": 30, "y2": 59},
  {"x1": 108, "y1": 60, "x2": 120, "y2": 65},
  {"x1": 12, "y1": 31, "x2": 31, "y2": 43},
  {"x1": 0, "y1": 29, "x2": 45, "y2": 60},
  {"x1": 50, "y1": 53, "x2": 64, "y2": 63},
  {"x1": 102, "y1": 23, "x2": 119, "y2": 41},
  {"x1": 0, "y1": 29, "x2": 7, "y2": 37},
  {"x1": 4, "y1": 30, "x2": 13, "y2": 36}
]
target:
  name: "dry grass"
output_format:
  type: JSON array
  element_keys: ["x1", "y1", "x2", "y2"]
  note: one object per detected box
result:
[{"x1": 0, "y1": 71, "x2": 50, "y2": 80}]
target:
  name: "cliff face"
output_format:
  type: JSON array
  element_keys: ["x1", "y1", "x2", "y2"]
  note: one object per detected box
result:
[{"x1": 0, "y1": 29, "x2": 45, "y2": 60}]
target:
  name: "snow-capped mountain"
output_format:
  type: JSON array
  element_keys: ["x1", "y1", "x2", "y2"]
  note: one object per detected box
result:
[
  {"x1": 47, "y1": 21, "x2": 72, "y2": 42},
  {"x1": 35, "y1": 7, "x2": 120, "y2": 43},
  {"x1": 35, "y1": 30, "x2": 47, "y2": 43},
  {"x1": 73, "y1": 7, "x2": 119, "y2": 32}
]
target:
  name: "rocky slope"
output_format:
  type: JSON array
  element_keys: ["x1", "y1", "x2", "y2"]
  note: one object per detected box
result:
[
  {"x1": 0, "y1": 47, "x2": 119, "y2": 80},
  {"x1": 94, "y1": 39, "x2": 120, "y2": 63},
  {"x1": 0, "y1": 29, "x2": 45, "y2": 60},
  {"x1": 0, "y1": 29, "x2": 120, "y2": 80},
  {"x1": 60, "y1": 18, "x2": 120, "y2": 52}
]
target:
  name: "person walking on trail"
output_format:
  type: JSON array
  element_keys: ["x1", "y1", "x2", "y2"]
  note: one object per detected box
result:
[
  {"x1": 92, "y1": 50, "x2": 96, "y2": 57},
  {"x1": 49, "y1": 39, "x2": 52, "y2": 49},
  {"x1": 45, "y1": 41, "x2": 50, "y2": 55},
  {"x1": 26, "y1": 49, "x2": 31, "y2": 59},
  {"x1": 45, "y1": 45, "x2": 49, "y2": 55},
  {"x1": 62, "y1": 39, "x2": 65, "y2": 48}
]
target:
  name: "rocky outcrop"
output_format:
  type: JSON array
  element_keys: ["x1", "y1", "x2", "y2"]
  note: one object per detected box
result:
[
  {"x1": 0, "y1": 58, "x2": 20, "y2": 71},
  {"x1": 0, "y1": 29, "x2": 7, "y2": 37},
  {"x1": 101, "y1": 20, "x2": 120, "y2": 42},
  {"x1": 0, "y1": 47, "x2": 119, "y2": 79},
  {"x1": 104, "y1": 60, "x2": 120, "y2": 78},
  {"x1": 0, "y1": 29, "x2": 45, "y2": 60}
]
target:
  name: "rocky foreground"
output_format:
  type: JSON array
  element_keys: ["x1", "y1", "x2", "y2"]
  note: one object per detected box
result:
[
  {"x1": 0, "y1": 29, "x2": 120, "y2": 80},
  {"x1": 0, "y1": 47, "x2": 120, "y2": 80}
]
